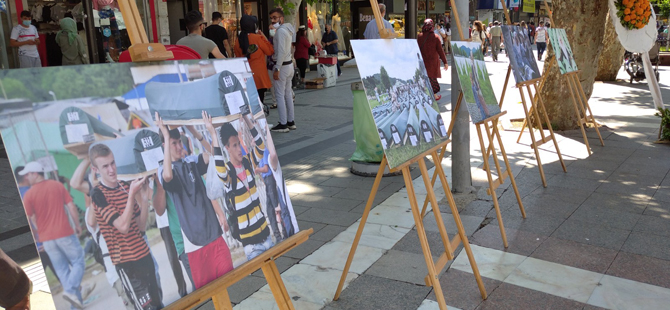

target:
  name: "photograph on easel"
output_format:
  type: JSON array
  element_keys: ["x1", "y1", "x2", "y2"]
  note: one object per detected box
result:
[
  {"x1": 451, "y1": 41, "x2": 502, "y2": 123},
  {"x1": 0, "y1": 59, "x2": 299, "y2": 310},
  {"x1": 501, "y1": 25, "x2": 541, "y2": 83},
  {"x1": 547, "y1": 28, "x2": 578, "y2": 74},
  {"x1": 350, "y1": 39, "x2": 449, "y2": 168}
]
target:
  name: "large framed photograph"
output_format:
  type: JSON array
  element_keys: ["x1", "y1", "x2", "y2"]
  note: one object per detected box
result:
[
  {"x1": 547, "y1": 28, "x2": 578, "y2": 74},
  {"x1": 350, "y1": 39, "x2": 449, "y2": 169},
  {"x1": 0, "y1": 59, "x2": 299, "y2": 310},
  {"x1": 501, "y1": 25, "x2": 541, "y2": 84},
  {"x1": 451, "y1": 41, "x2": 502, "y2": 123}
]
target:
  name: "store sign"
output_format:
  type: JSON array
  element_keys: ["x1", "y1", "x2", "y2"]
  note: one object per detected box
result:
[
  {"x1": 509, "y1": 0, "x2": 520, "y2": 8},
  {"x1": 522, "y1": 0, "x2": 535, "y2": 13},
  {"x1": 360, "y1": 13, "x2": 374, "y2": 22}
]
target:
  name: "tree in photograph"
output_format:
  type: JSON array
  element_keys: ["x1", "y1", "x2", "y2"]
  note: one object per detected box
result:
[
  {"x1": 380, "y1": 66, "x2": 392, "y2": 91},
  {"x1": 539, "y1": 0, "x2": 609, "y2": 130},
  {"x1": 596, "y1": 13, "x2": 626, "y2": 81}
]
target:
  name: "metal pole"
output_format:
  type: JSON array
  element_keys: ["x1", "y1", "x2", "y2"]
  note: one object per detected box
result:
[
  {"x1": 0, "y1": 12, "x2": 10, "y2": 69},
  {"x1": 451, "y1": 0, "x2": 472, "y2": 193},
  {"x1": 407, "y1": 0, "x2": 417, "y2": 39}
]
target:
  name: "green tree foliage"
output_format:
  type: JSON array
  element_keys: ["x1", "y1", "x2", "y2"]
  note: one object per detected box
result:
[
  {"x1": 652, "y1": 0, "x2": 670, "y2": 17},
  {"x1": 0, "y1": 64, "x2": 135, "y2": 102},
  {"x1": 380, "y1": 66, "x2": 392, "y2": 92}
]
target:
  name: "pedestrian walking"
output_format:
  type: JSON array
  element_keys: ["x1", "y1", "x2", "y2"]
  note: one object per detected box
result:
[
  {"x1": 489, "y1": 21, "x2": 503, "y2": 62},
  {"x1": 176, "y1": 10, "x2": 225, "y2": 59},
  {"x1": 535, "y1": 22, "x2": 549, "y2": 61},
  {"x1": 234, "y1": 15, "x2": 274, "y2": 107},
  {"x1": 529, "y1": 21, "x2": 536, "y2": 44},
  {"x1": 445, "y1": 23, "x2": 452, "y2": 54},
  {"x1": 294, "y1": 26, "x2": 311, "y2": 87},
  {"x1": 205, "y1": 12, "x2": 233, "y2": 58},
  {"x1": 417, "y1": 19, "x2": 448, "y2": 101},
  {"x1": 10, "y1": 11, "x2": 41, "y2": 68},
  {"x1": 269, "y1": 8, "x2": 296, "y2": 133},
  {"x1": 56, "y1": 17, "x2": 89, "y2": 65},
  {"x1": 471, "y1": 20, "x2": 486, "y2": 55}
]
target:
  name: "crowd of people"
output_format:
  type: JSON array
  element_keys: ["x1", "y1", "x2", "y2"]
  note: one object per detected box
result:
[{"x1": 461, "y1": 19, "x2": 551, "y2": 62}]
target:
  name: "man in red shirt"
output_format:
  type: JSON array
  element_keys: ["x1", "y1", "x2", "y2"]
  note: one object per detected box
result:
[
  {"x1": 21, "y1": 161, "x2": 85, "y2": 309},
  {"x1": 89, "y1": 144, "x2": 162, "y2": 310}
]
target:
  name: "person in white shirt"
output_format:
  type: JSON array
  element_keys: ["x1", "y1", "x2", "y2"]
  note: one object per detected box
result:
[
  {"x1": 363, "y1": 4, "x2": 395, "y2": 39},
  {"x1": 535, "y1": 22, "x2": 549, "y2": 61},
  {"x1": 10, "y1": 11, "x2": 41, "y2": 68}
]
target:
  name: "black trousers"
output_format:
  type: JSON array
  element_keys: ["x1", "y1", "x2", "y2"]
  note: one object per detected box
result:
[
  {"x1": 296, "y1": 58, "x2": 308, "y2": 79},
  {"x1": 116, "y1": 254, "x2": 163, "y2": 310},
  {"x1": 159, "y1": 227, "x2": 187, "y2": 297}
]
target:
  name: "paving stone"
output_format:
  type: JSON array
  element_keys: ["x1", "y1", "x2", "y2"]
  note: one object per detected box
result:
[
  {"x1": 422, "y1": 212, "x2": 484, "y2": 237},
  {"x1": 460, "y1": 200, "x2": 495, "y2": 218},
  {"x1": 289, "y1": 195, "x2": 363, "y2": 211},
  {"x1": 365, "y1": 250, "x2": 435, "y2": 285},
  {"x1": 228, "y1": 275, "x2": 267, "y2": 304},
  {"x1": 286, "y1": 185, "x2": 346, "y2": 198},
  {"x1": 530, "y1": 237, "x2": 618, "y2": 274},
  {"x1": 581, "y1": 192, "x2": 649, "y2": 215},
  {"x1": 331, "y1": 188, "x2": 395, "y2": 207},
  {"x1": 470, "y1": 224, "x2": 547, "y2": 257},
  {"x1": 297, "y1": 208, "x2": 361, "y2": 227},
  {"x1": 526, "y1": 186, "x2": 592, "y2": 205},
  {"x1": 552, "y1": 218, "x2": 630, "y2": 251},
  {"x1": 392, "y1": 229, "x2": 451, "y2": 258},
  {"x1": 310, "y1": 224, "x2": 349, "y2": 242},
  {"x1": 606, "y1": 251, "x2": 670, "y2": 289},
  {"x1": 296, "y1": 220, "x2": 327, "y2": 235},
  {"x1": 290, "y1": 205, "x2": 310, "y2": 216},
  {"x1": 633, "y1": 215, "x2": 670, "y2": 237},
  {"x1": 499, "y1": 195, "x2": 580, "y2": 220},
  {"x1": 621, "y1": 231, "x2": 670, "y2": 261},
  {"x1": 596, "y1": 172, "x2": 662, "y2": 198},
  {"x1": 652, "y1": 185, "x2": 670, "y2": 203},
  {"x1": 426, "y1": 269, "x2": 503, "y2": 310},
  {"x1": 558, "y1": 160, "x2": 619, "y2": 180},
  {"x1": 489, "y1": 211, "x2": 565, "y2": 236},
  {"x1": 545, "y1": 174, "x2": 603, "y2": 192},
  {"x1": 569, "y1": 205, "x2": 641, "y2": 231},
  {"x1": 643, "y1": 198, "x2": 670, "y2": 217},
  {"x1": 475, "y1": 282, "x2": 588, "y2": 310},
  {"x1": 252, "y1": 256, "x2": 299, "y2": 277},
  {"x1": 325, "y1": 275, "x2": 431, "y2": 310},
  {"x1": 282, "y1": 239, "x2": 326, "y2": 260}
]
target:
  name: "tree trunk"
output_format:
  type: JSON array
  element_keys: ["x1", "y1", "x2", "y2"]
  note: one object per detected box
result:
[
  {"x1": 595, "y1": 14, "x2": 625, "y2": 81},
  {"x1": 539, "y1": 0, "x2": 609, "y2": 130},
  {"x1": 282, "y1": 0, "x2": 303, "y2": 27}
]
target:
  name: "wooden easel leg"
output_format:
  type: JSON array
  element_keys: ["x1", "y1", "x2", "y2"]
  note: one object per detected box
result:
[
  {"x1": 573, "y1": 74, "x2": 605, "y2": 146},
  {"x1": 491, "y1": 124, "x2": 526, "y2": 218},
  {"x1": 430, "y1": 152, "x2": 488, "y2": 299},
  {"x1": 333, "y1": 157, "x2": 388, "y2": 300},
  {"x1": 418, "y1": 158, "x2": 454, "y2": 260},
  {"x1": 402, "y1": 166, "x2": 449, "y2": 310},
  {"x1": 421, "y1": 145, "x2": 447, "y2": 218},
  {"x1": 499, "y1": 65, "x2": 513, "y2": 108},
  {"x1": 518, "y1": 88, "x2": 548, "y2": 187},
  {"x1": 475, "y1": 124, "x2": 509, "y2": 248},
  {"x1": 565, "y1": 75, "x2": 592, "y2": 155},
  {"x1": 211, "y1": 289, "x2": 234, "y2": 310},
  {"x1": 531, "y1": 83, "x2": 567, "y2": 172},
  {"x1": 516, "y1": 112, "x2": 529, "y2": 144},
  {"x1": 527, "y1": 85, "x2": 549, "y2": 146},
  {"x1": 262, "y1": 260, "x2": 295, "y2": 310},
  {"x1": 484, "y1": 122, "x2": 504, "y2": 180}
]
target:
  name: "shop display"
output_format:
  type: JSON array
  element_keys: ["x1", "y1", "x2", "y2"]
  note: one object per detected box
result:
[
  {"x1": 451, "y1": 41, "x2": 501, "y2": 123},
  {"x1": 350, "y1": 39, "x2": 449, "y2": 168},
  {"x1": 0, "y1": 58, "x2": 299, "y2": 310},
  {"x1": 332, "y1": 13, "x2": 344, "y2": 51},
  {"x1": 547, "y1": 29, "x2": 578, "y2": 74},
  {"x1": 501, "y1": 25, "x2": 541, "y2": 83}
]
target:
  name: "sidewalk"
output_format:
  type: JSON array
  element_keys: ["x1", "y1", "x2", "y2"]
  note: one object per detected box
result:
[{"x1": 1, "y1": 50, "x2": 669, "y2": 310}]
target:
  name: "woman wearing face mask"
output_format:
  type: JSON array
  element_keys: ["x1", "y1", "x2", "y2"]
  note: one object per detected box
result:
[
  {"x1": 234, "y1": 15, "x2": 275, "y2": 108},
  {"x1": 56, "y1": 17, "x2": 89, "y2": 65}
]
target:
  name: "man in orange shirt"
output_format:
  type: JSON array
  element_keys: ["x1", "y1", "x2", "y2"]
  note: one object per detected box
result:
[{"x1": 21, "y1": 162, "x2": 86, "y2": 309}]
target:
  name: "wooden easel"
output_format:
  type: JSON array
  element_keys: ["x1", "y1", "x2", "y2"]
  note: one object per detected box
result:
[
  {"x1": 420, "y1": 0, "x2": 526, "y2": 248},
  {"x1": 494, "y1": 0, "x2": 566, "y2": 187},
  {"x1": 332, "y1": 142, "x2": 488, "y2": 310},
  {"x1": 515, "y1": 2, "x2": 605, "y2": 154},
  {"x1": 116, "y1": 1, "x2": 310, "y2": 309}
]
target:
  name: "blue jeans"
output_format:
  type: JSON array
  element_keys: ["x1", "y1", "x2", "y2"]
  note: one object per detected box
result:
[
  {"x1": 43, "y1": 234, "x2": 85, "y2": 307},
  {"x1": 537, "y1": 42, "x2": 547, "y2": 59},
  {"x1": 243, "y1": 235, "x2": 274, "y2": 260}
]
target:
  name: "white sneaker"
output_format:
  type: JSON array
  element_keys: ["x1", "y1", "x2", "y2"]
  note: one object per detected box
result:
[{"x1": 63, "y1": 291, "x2": 84, "y2": 309}]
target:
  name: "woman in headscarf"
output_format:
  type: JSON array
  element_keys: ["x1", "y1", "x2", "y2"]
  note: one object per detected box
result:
[
  {"x1": 417, "y1": 19, "x2": 448, "y2": 101},
  {"x1": 234, "y1": 15, "x2": 274, "y2": 107},
  {"x1": 56, "y1": 17, "x2": 89, "y2": 65}
]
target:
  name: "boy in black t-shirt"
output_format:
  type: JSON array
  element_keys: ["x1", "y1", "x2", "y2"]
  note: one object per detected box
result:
[{"x1": 205, "y1": 12, "x2": 233, "y2": 58}]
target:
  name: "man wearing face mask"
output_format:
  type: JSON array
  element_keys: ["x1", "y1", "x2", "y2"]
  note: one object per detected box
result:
[
  {"x1": 205, "y1": 12, "x2": 233, "y2": 58},
  {"x1": 177, "y1": 10, "x2": 226, "y2": 60},
  {"x1": 269, "y1": 8, "x2": 296, "y2": 133},
  {"x1": 10, "y1": 11, "x2": 41, "y2": 68}
]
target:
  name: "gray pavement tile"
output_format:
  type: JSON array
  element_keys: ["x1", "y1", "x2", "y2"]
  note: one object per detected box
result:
[
  {"x1": 631, "y1": 149, "x2": 670, "y2": 161},
  {"x1": 461, "y1": 200, "x2": 495, "y2": 218},
  {"x1": 287, "y1": 186, "x2": 346, "y2": 198},
  {"x1": 475, "y1": 283, "x2": 589, "y2": 310},
  {"x1": 613, "y1": 162, "x2": 670, "y2": 179},
  {"x1": 595, "y1": 139, "x2": 643, "y2": 150},
  {"x1": 581, "y1": 192, "x2": 649, "y2": 214},
  {"x1": 622, "y1": 231, "x2": 670, "y2": 261},
  {"x1": 392, "y1": 230, "x2": 451, "y2": 258},
  {"x1": 586, "y1": 146, "x2": 635, "y2": 162},
  {"x1": 365, "y1": 250, "x2": 435, "y2": 285},
  {"x1": 289, "y1": 205, "x2": 310, "y2": 216},
  {"x1": 583, "y1": 305, "x2": 611, "y2": 310},
  {"x1": 606, "y1": 251, "x2": 670, "y2": 289},
  {"x1": 530, "y1": 237, "x2": 619, "y2": 274},
  {"x1": 633, "y1": 215, "x2": 670, "y2": 237},
  {"x1": 569, "y1": 205, "x2": 641, "y2": 231},
  {"x1": 379, "y1": 181, "x2": 407, "y2": 193},
  {"x1": 282, "y1": 238, "x2": 326, "y2": 260},
  {"x1": 227, "y1": 275, "x2": 267, "y2": 304},
  {"x1": 596, "y1": 172, "x2": 661, "y2": 198},
  {"x1": 557, "y1": 160, "x2": 620, "y2": 180},
  {"x1": 427, "y1": 269, "x2": 502, "y2": 310},
  {"x1": 526, "y1": 186, "x2": 592, "y2": 205},
  {"x1": 652, "y1": 185, "x2": 670, "y2": 203},
  {"x1": 422, "y1": 212, "x2": 484, "y2": 237},
  {"x1": 325, "y1": 275, "x2": 431, "y2": 310},
  {"x1": 545, "y1": 174, "x2": 603, "y2": 192},
  {"x1": 500, "y1": 195, "x2": 581, "y2": 220},
  {"x1": 289, "y1": 195, "x2": 363, "y2": 211},
  {"x1": 331, "y1": 188, "x2": 396, "y2": 208},
  {"x1": 490, "y1": 210, "x2": 565, "y2": 236},
  {"x1": 296, "y1": 220, "x2": 327, "y2": 235},
  {"x1": 296, "y1": 208, "x2": 361, "y2": 227},
  {"x1": 310, "y1": 224, "x2": 349, "y2": 242},
  {"x1": 553, "y1": 218, "x2": 630, "y2": 251},
  {"x1": 470, "y1": 224, "x2": 547, "y2": 257}
]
